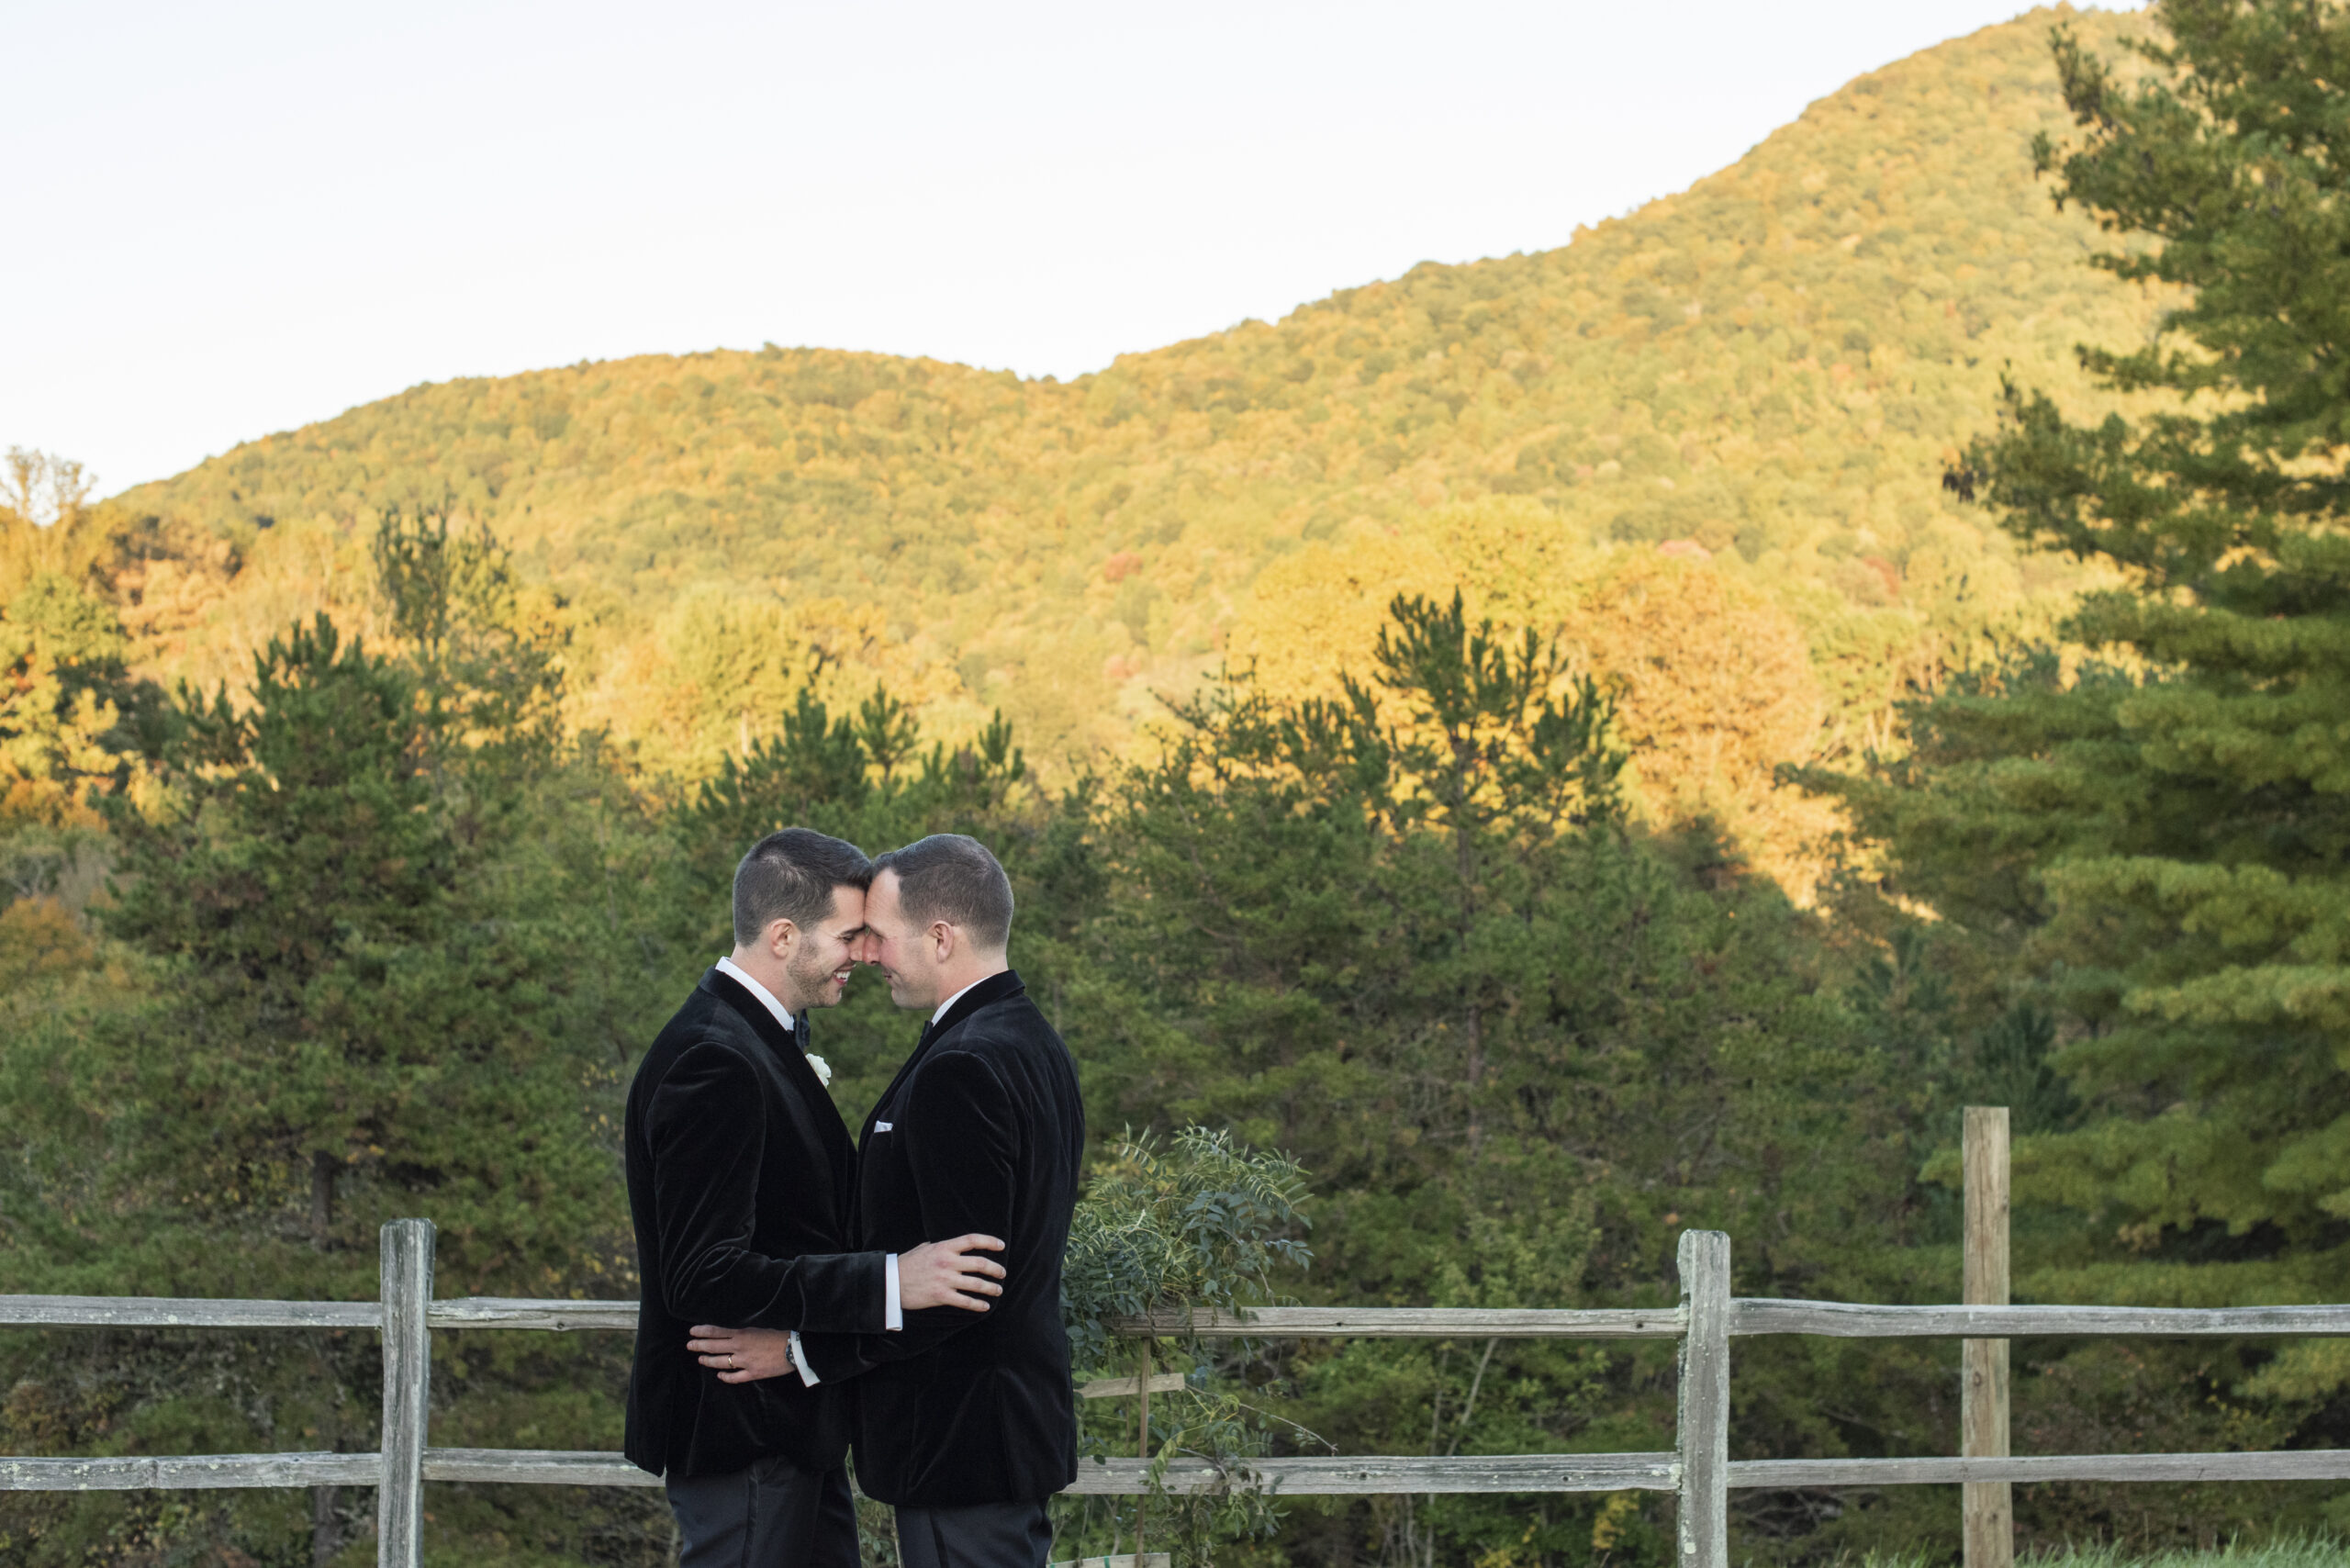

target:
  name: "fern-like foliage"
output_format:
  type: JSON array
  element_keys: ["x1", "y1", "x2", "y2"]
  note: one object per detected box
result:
[
  {"x1": 1062, "y1": 1126, "x2": 1311, "y2": 1372},
  {"x1": 1056, "y1": 1127, "x2": 1314, "y2": 1566}
]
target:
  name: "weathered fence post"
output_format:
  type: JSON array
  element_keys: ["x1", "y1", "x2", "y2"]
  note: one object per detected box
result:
[
  {"x1": 378, "y1": 1219, "x2": 435, "y2": 1568},
  {"x1": 1675, "y1": 1229, "x2": 1729, "y2": 1568},
  {"x1": 1963, "y1": 1109, "x2": 2012, "y2": 1568}
]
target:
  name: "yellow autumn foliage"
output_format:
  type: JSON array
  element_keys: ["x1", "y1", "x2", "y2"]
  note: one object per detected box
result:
[
  {"x1": 1231, "y1": 511, "x2": 1838, "y2": 894},
  {"x1": 1561, "y1": 551, "x2": 1840, "y2": 893},
  {"x1": 1225, "y1": 528, "x2": 1454, "y2": 700}
]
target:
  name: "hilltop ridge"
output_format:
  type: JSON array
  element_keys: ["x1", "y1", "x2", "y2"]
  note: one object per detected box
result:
[{"x1": 107, "y1": 7, "x2": 2155, "y2": 870}]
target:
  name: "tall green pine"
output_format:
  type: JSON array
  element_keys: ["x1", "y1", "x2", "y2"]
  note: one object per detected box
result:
[{"x1": 1826, "y1": 0, "x2": 2350, "y2": 1438}]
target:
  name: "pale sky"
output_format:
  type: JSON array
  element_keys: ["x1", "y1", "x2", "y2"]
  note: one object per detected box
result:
[{"x1": 6, "y1": 1, "x2": 2132, "y2": 495}]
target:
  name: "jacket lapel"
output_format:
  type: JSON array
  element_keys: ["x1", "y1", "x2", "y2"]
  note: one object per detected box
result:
[
  {"x1": 701, "y1": 969, "x2": 856, "y2": 1200},
  {"x1": 856, "y1": 969, "x2": 1028, "y2": 1148},
  {"x1": 847, "y1": 971, "x2": 1032, "y2": 1240},
  {"x1": 794, "y1": 1012, "x2": 859, "y2": 1184},
  {"x1": 934, "y1": 969, "x2": 1026, "y2": 1039},
  {"x1": 858, "y1": 1022, "x2": 938, "y2": 1148}
]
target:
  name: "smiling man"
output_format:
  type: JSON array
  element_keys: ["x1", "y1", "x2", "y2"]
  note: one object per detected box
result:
[
  {"x1": 623, "y1": 827, "x2": 1010, "y2": 1568},
  {"x1": 818, "y1": 834, "x2": 1086, "y2": 1568}
]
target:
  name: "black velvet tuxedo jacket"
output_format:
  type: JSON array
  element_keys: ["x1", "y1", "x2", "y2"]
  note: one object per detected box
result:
[
  {"x1": 801, "y1": 969, "x2": 1086, "y2": 1506},
  {"x1": 622, "y1": 969, "x2": 888, "y2": 1481}
]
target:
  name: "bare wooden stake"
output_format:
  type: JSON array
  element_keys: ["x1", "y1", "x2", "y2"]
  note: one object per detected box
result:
[
  {"x1": 1964, "y1": 1108, "x2": 2012, "y2": 1568},
  {"x1": 1675, "y1": 1230, "x2": 1730, "y2": 1568},
  {"x1": 1134, "y1": 1338, "x2": 1150, "y2": 1566},
  {"x1": 377, "y1": 1220, "x2": 434, "y2": 1568}
]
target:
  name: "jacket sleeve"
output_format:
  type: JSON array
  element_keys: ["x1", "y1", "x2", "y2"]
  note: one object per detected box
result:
[
  {"x1": 797, "y1": 1047, "x2": 1019, "y2": 1381},
  {"x1": 645, "y1": 1039, "x2": 888, "y2": 1335}
]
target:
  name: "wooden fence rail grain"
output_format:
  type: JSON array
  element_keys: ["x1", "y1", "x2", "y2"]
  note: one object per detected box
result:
[
  {"x1": 376, "y1": 1221, "x2": 432, "y2": 1568},
  {"x1": 15, "y1": 1295, "x2": 2347, "y2": 1339},
  {"x1": 1964, "y1": 1106, "x2": 2013, "y2": 1568},
  {"x1": 1066, "y1": 1453, "x2": 1683, "y2": 1495},
  {"x1": 428, "y1": 1298, "x2": 638, "y2": 1332},
  {"x1": 1727, "y1": 1300, "x2": 2350, "y2": 1338},
  {"x1": 1729, "y1": 1452, "x2": 2350, "y2": 1488},
  {"x1": 0, "y1": 1296, "x2": 382, "y2": 1329},
  {"x1": 0, "y1": 1453, "x2": 385, "y2": 1489},
  {"x1": 16, "y1": 1446, "x2": 2350, "y2": 1496},
  {"x1": 5, "y1": 1222, "x2": 2346, "y2": 1568},
  {"x1": 1106, "y1": 1305, "x2": 1685, "y2": 1338}
]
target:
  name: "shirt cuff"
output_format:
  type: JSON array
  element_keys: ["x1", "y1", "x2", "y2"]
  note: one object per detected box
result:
[
  {"x1": 885, "y1": 1252, "x2": 903, "y2": 1331},
  {"x1": 788, "y1": 1330, "x2": 819, "y2": 1387}
]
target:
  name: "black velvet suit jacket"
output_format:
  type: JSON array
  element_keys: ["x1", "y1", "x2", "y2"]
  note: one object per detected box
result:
[
  {"x1": 801, "y1": 969, "x2": 1086, "y2": 1506},
  {"x1": 622, "y1": 969, "x2": 888, "y2": 1480}
]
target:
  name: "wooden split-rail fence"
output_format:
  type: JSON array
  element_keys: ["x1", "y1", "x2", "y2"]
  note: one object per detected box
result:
[{"x1": 4, "y1": 1219, "x2": 2348, "y2": 1568}]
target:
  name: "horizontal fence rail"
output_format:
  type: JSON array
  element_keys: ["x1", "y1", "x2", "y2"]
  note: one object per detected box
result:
[
  {"x1": 18, "y1": 1296, "x2": 2350, "y2": 1340},
  {"x1": 1729, "y1": 1452, "x2": 2350, "y2": 1487},
  {"x1": 1072, "y1": 1453, "x2": 1682, "y2": 1495},
  {"x1": 0, "y1": 1295, "x2": 384, "y2": 1330},
  {"x1": 1110, "y1": 1305, "x2": 1685, "y2": 1338},
  {"x1": 1729, "y1": 1299, "x2": 2350, "y2": 1338},
  {"x1": 4, "y1": 1222, "x2": 2346, "y2": 1568},
  {"x1": 0, "y1": 1452, "x2": 387, "y2": 1489},
  {"x1": 426, "y1": 1298, "x2": 638, "y2": 1332},
  {"x1": 16, "y1": 1446, "x2": 2350, "y2": 1497}
]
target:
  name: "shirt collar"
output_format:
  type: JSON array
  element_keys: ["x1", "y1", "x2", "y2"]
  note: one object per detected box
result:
[
  {"x1": 715, "y1": 956, "x2": 795, "y2": 1035},
  {"x1": 930, "y1": 975, "x2": 990, "y2": 1026}
]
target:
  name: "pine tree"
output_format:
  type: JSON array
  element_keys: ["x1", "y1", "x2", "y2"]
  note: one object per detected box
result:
[
  {"x1": 12, "y1": 560, "x2": 653, "y2": 1562},
  {"x1": 1830, "y1": 0, "x2": 2350, "y2": 1415},
  {"x1": 1080, "y1": 593, "x2": 1922, "y2": 1568},
  {"x1": 102, "y1": 614, "x2": 453, "y2": 1249}
]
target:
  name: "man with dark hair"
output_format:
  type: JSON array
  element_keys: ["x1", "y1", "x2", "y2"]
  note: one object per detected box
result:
[
  {"x1": 689, "y1": 833, "x2": 1084, "y2": 1568},
  {"x1": 869, "y1": 831, "x2": 1015, "y2": 952},
  {"x1": 625, "y1": 827, "x2": 1012, "y2": 1568}
]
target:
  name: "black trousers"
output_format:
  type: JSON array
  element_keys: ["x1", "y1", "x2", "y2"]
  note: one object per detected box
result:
[
  {"x1": 665, "y1": 1453, "x2": 860, "y2": 1568},
  {"x1": 893, "y1": 1500, "x2": 1053, "y2": 1568}
]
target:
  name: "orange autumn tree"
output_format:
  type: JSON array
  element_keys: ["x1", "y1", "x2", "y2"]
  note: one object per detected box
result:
[{"x1": 1562, "y1": 551, "x2": 1835, "y2": 890}]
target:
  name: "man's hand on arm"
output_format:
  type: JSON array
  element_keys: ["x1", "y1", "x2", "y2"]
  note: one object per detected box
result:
[
  {"x1": 899, "y1": 1233, "x2": 1006, "y2": 1312},
  {"x1": 687, "y1": 1236, "x2": 1005, "y2": 1386},
  {"x1": 688, "y1": 1325, "x2": 796, "y2": 1383},
  {"x1": 789, "y1": 1053, "x2": 1023, "y2": 1385}
]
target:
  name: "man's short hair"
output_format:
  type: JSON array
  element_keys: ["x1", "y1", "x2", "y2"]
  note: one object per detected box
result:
[
  {"x1": 733, "y1": 828, "x2": 872, "y2": 948},
  {"x1": 873, "y1": 834, "x2": 1013, "y2": 952}
]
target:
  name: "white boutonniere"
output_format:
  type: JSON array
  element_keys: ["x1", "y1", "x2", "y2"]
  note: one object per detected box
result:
[{"x1": 805, "y1": 1053, "x2": 833, "y2": 1088}]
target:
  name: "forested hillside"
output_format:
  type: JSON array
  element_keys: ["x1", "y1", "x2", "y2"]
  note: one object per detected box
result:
[{"x1": 105, "y1": 8, "x2": 2154, "y2": 884}]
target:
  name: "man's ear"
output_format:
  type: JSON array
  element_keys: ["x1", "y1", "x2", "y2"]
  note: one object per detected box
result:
[
  {"x1": 766, "y1": 917, "x2": 798, "y2": 959},
  {"x1": 930, "y1": 921, "x2": 956, "y2": 961}
]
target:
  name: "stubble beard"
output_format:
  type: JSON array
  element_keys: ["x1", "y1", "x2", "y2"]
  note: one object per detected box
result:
[{"x1": 787, "y1": 945, "x2": 845, "y2": 1009}]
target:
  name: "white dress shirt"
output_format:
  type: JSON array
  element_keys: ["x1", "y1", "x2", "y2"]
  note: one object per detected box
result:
[
  {"x1": 712, "y1": 957, "x2": 901, "y2": 1386},
  {"x1": 715, "y1": 956, "x2": 797, "y2": 1034},
  {"x1": 930, "y1": 974, "x2": 995, "y2": 1026}
]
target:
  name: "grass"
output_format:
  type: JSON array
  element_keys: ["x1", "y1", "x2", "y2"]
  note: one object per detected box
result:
[{"x1": 1852, "y1": 1540, "x2": 2346, "y2": 1568}]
